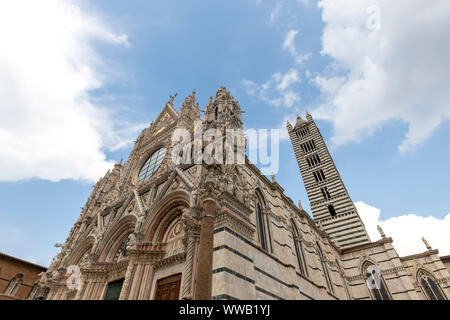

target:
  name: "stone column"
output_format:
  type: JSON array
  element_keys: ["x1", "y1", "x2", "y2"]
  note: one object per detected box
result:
[
  {"x1": 119, "y1": 255, "x2": 136, "y2": 300},
  {"x1": 194, "y1": 199, "x2": 216, "y2": 300},
  {"x1": 74, "y1": 273, "x2": 87, "y2": 300},
  {"x1": 181, "y1": 225, "x2": 200, "y2": 300}
]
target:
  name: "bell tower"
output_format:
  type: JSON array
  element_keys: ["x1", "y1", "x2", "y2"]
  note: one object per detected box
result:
[{"x1": 287, "y1": 113, "x2": 370, "y2": 248}]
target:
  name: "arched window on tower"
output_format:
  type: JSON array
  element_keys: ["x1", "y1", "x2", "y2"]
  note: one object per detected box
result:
[
  {"x1": 316, "y1": 243, "x2": 333, "y2": 294},
  {"x1": 418, "y1": 270, "x2": 447, "y2": 300},
  {"x1": 291, "y1": 220, "x2": 307, "y2": 276},
  {"x1": 364, "y1": 264, "x2": 391, "y2": 300}
]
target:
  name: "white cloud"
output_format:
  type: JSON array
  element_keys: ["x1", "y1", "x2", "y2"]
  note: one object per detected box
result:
[
  {"x1": 313, "y1": 1, "x2": 450, "y2": 152},
  {"x1": 0, "y1": 0, "x2": 141, "y2": 182},
  {"x1": 243, "y1": 69, "x2": 301, "y2": 108},
  {"x1": 356, "y1": 201, "x2": 450, "y2": 256},
  {"x1": 275, "y1": 69, "x2": 300, "y2": 91},
  {"x1": 283, "y1": 30, "x2": 311, "y2": 65},
  {"x1": 26, "y1": 256, "x2": 39, "y2": 264},
  {"x1": 269, "y1": 1, "x2": 283, "y2": 26}
]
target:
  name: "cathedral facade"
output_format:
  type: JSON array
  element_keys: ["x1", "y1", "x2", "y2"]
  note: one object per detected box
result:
[{"x1": 36, "y1": 88, "x2": 450, "y2": 300}]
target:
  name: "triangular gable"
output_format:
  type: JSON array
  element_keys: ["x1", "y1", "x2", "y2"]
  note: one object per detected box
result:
[{"x1": 148, "y1": 102, "x2": 179, "y2": 136}]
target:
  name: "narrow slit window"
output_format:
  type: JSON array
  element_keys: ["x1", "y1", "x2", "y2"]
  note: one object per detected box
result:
[
  {"x1": 321, "y1": 187, "x2": 331, "y2": 200},
  {"x1": 328, "y1": 204, "x2": 337, "y2": 216},
  {"x1": 313, "y1": 169, "x2": 325, "y2": 182},
  {"x1": 256, "y1": 202, "x2": 268, "y2": 251},
  {"x1": 291, "y1": 220, "x2": 307, "y2": 276}
]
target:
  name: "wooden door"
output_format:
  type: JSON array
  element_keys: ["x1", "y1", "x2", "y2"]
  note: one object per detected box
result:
[{"x1": 154, "y1": 274, "x2": 182, "y2": 300}]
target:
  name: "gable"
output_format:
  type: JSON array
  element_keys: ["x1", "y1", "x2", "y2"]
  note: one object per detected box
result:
[{"x1": 146, "y1": 102, "x2": 179, "y2": 141}]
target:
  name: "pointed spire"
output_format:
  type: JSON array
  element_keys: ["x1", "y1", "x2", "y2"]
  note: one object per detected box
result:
[
  {"x1": 305, "y1": 110, "x2": 313, "y2": 121},
  {"x1": 287, "y1": 119, "x2": 293, "y2": 131},
  {"x1": 298, "y1": 200, "x2": 303, "y2": 211}
]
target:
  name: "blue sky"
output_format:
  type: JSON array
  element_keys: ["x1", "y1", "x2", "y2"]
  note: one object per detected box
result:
[{"x1": 0, "y1": 0, "x2": 449, "y2": 266}]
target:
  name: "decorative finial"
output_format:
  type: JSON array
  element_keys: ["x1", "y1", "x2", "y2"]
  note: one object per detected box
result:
[
  {"x1": 298, "y1": 200, "x2": 303, "y2": 211},
  {"x1": 422, "y1": 237, "x2": 432, "y2": 250},
  {"x1": 305, "y1": 110, "x2": 312, "y2": 120},
  {"x1": 208, "y1": 96, "x2": 213, "y2": 105},
  {"x1": 271, "y1": 173, "x2": 276, "y2": 183},
  {"x1": 169, "y1": 93, "x2": 178, "y2": 105},
  {"x1": 377, "y1": 225, "x2": 386, "y2": 239}
]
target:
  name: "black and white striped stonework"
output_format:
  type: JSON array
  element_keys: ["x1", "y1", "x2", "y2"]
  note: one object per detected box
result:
[{"x1": 288, "y1": 114, "x2": 371, "y2": 249}]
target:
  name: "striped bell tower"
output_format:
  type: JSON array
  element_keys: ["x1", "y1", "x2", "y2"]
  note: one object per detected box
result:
[{"x1": 287, "y1": 112, "x2": 370, "y2": 249}]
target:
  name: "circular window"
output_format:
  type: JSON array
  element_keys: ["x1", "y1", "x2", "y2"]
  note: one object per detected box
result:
[{"x1": 138, "y1": 148, "x2": 167, "y2": 182}]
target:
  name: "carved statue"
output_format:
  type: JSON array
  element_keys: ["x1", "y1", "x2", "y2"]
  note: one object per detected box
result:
[
  {"x1": 60, "y1": 248, "x2": 72, "y2": 267},
  {"x1": 135, "y1": 214, "x2": 145, "y2": 234},
  {"x1": 169, "y1": 93, "x2": 178, "y2": 105},
  {"x1": 127, "y1": 202, "x2": 135, "y2": 214},
  {"x1": 422, "y1": 237, "x2": 432, "y2": 250},
  {"x1": 377, "y1": 225, "x2": 386, "y2": 239},
  {"x1": 226, "y1": 174, "x2": 234, "y2": 194},
  {"x1": 115, "y1": 248, "x2": 123, "y2": 261},
  {"x1": 80, "y1": 253, "x2": 90, "y2": 269},
  {"x1": 189, "y1": 188, "x2": 199, "y2": 209},
  {"x1": 49, "y1": 269, "x2": 61, "y2": 281},
  {"x1": 212, "y1": 172, "x2": 223, "y2": 192},
  {"x1": 39, "y1": 271, "x2": 48, "y2": 284},
  {"x1": 47, "y1": 256, "x2": 58, "y2": 273},
  {"x1": 91, "y1": 233, "x2": 102, "y2": 253},
  {"x1": 126, "y1": 233, "x2": 137, "y2": 251}
]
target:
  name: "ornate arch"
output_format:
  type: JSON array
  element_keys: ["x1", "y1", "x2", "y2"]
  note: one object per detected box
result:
[
  {"x1": 66, "y1": 236, "x2": 95, "y2": 266},
  {"x1": 142, "y1": 190, "x2": 190, "y2": 243},
  {"x1": 96, "y1": 215, "x2": 137, "y2": 262}
]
